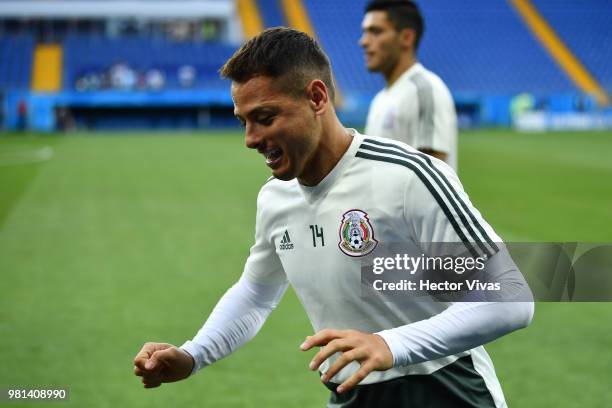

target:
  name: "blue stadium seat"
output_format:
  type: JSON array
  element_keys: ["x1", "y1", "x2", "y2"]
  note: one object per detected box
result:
[
  {"x1": 63, "y1": 35, "x2": 237, "y2": 91},
  {"x1": 257, "y1": 0, "x2": 287, "y2": 28},
  {"x1": 418, "y1": 0, "x2": 575, "y2": 94},
  {"x1": 532, "y1": 0, "x2": 612, "y2": 93},
  {"x1": 301, "y1": 0, "x2": 581, "y2": 98},
  {"x1": 304, "y1": 0, "x2": 384, "y2": 95},
  {"x1": 0, "y1": 35, "x2": 35, "y2": 91}
]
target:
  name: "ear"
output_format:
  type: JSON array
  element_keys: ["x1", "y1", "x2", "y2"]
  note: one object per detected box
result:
[
  {"x1": 399, "y1": 28, "x2": 416, "y2": 51},
  {"x1": 306, "y1": 79, "x2": 329, "y2": 116}
]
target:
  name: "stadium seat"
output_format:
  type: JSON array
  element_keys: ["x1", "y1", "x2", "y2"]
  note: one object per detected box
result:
[
  {"x1": 63, "y1": 35, "x2": 237, "y2": 91},
  {"x1": 532, "y1": 0, "x2": 612, "y2": 94},
  {"x1": 0, "y1": 34, "x2": 35, "y2": 91},
  {"x1": 301, "y1": 0, "x2": 582, "y2": 98}
]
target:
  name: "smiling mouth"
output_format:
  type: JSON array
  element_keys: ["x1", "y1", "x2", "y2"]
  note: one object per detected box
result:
[{"x1": 264, "y1": 147, "x2": 283, "y2": 167}]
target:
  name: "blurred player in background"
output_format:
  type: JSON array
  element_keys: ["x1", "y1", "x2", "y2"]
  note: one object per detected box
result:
[
  {"x1": 134, "y1": 27, "x2": 532, "y2": 407},
  {"x1": 361, "y1": 0, "x2": 458, "y2": 170}
]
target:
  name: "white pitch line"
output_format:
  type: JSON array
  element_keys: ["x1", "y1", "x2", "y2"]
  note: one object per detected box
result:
[{"x1": 0, "y1": 146, "x2": 54, "y2": 166}]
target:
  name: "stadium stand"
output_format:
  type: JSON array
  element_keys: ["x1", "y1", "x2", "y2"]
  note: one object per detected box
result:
[
  {"x1": 63, "y1": 35, "x2": 236, "y2": 91},
  {"x1": 257, "y1": 0, "x2": 287, "y2": 28},
  {"x1": 419, "y1": 0, "x2": 577, "y2": 95},
  {"x1": 304, "y1": 0, "x2": 577, "y2": 96},
  {"x1": 2, "y1": 0, "x2": 610, "y2": 131},
  {"x1": 0, "y1": 34, "x2": 35, "y2": 91},
  {"x1": 532, "y1": 0, "x2": 612, "y2": 94},
  {"x1": 304, "y1": 0, "x2": 384, "y2": 96},
  {"x1": 301, "y1": 0, "x2": 610, "y2": 125}
]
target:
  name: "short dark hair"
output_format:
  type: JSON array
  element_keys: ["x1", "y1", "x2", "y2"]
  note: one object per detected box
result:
[
  {"x1": 365, "y1": 0, "x2": 424, "y2": 50},
  {"x1": 220, "y1": 27, "x2": 335, "y2": 102}
]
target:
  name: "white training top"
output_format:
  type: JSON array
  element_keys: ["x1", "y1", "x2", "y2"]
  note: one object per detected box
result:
[
  {"x1": 365, "y1": 62, "x2": 458, "y2": 170},
  {"x1": 182, "y1": 131, "x2": 533, "y2": 408}
]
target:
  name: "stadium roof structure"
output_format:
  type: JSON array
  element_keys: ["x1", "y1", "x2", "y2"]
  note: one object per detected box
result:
[{"x1": 0, "y1": 0, "x2": 234, "y2": 19}]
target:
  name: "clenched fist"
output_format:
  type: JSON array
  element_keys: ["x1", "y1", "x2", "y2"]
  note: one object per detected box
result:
[{"x1": 133, "y1": 342, "x2": 195, "y2": 388}]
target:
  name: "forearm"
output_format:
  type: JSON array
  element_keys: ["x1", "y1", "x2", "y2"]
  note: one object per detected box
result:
[
  {"x1": 180, "y1": 276, "x2": 288, "y2": 373},
  {"x1": 377, "y1": 248, "x2": 534, "y2": 367},
  {"x1": 377, "y1": 301, "x2": 534, "y2": 367}
]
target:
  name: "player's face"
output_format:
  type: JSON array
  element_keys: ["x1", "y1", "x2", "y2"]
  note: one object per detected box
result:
[
  {"x1": 232, "y1": 76, "x2": 321, "y2": 182},
  {"x1": 359, "y1": 11, "x2": 402, "y2": 73}
]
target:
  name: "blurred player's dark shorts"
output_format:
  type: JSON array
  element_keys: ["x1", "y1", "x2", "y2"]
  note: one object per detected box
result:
[{"x1": 324, "y1": 355, "x2": 496, "y2": 408}]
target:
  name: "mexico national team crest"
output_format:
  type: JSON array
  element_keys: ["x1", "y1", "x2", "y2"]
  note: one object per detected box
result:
[{"x1": 338, "y1": 209, "x2": 378, "y2": 257}]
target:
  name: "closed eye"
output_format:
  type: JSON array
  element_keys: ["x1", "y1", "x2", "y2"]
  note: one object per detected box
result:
[
  {"x1": 364, "y1": 27, "x2": 383, "y2": 35},
  {"x1": 258, "y1": 116, "x2": 274, "y2": 126}
]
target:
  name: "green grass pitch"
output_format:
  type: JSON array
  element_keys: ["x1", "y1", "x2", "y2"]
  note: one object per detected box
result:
[{"x1": 1, "y1": 129, "x2": 611, "y2": 407}]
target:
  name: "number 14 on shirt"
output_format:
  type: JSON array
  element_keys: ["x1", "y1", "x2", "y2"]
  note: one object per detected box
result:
[{"x1": 309, "y1": 225, "x2": 325, "y2": 247}]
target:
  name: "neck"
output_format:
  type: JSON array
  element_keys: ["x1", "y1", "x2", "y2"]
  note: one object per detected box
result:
[
  {"x1": 384, "y1": 54, "x2": 417, "y2": 87},
  {"x1": 298, "y1": 116, "x2": 352, "y2": 187}
]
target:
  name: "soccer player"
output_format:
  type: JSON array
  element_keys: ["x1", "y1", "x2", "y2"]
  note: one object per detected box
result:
[
  {"x1": 361, "y1": 0, "x2": 458, "y2": 170},
  {"x1": 133, "y1": 27, "x2": 533, "y2": 407}
]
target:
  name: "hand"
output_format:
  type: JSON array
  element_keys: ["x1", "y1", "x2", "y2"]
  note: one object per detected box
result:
[
  {"x1": 133, "y1": 342, "x2": 195, "y2": 388},
  {"x1": 300, "y1": 329, "x2": 393, "y2": 393}
]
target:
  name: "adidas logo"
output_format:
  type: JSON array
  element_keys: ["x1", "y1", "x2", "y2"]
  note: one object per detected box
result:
[{"x1": 279, "y1": 230, "x2": 294, "y2": 250}]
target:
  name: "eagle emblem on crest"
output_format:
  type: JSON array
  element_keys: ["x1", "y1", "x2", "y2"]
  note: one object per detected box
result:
[{"x1": 338, "y1": 209, "x2": 378, "y2": 257}]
